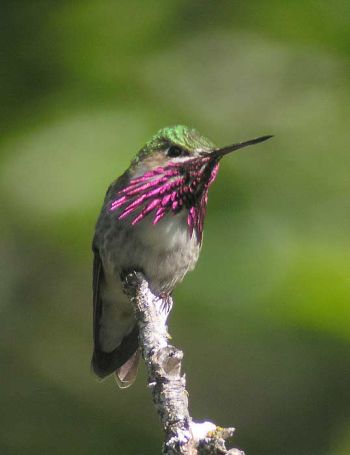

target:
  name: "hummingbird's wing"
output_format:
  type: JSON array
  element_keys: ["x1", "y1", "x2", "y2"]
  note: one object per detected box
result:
[{"x1": 91, "y1": 247, "x2": 139, "y2": 386}]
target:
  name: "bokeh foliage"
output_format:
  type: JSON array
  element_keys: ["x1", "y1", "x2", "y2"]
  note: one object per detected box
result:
[{"x1": 1, "y1": 1, "x2": 349, "y2": 454}]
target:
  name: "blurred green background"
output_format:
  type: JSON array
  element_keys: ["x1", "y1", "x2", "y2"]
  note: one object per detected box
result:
[{"x1": 1, "y1": 1, "x2": 350, "y2": 454}]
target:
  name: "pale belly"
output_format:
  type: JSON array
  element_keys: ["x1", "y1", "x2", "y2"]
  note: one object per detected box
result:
[
  {"x1": 96, "y1": 209, "x2": 201, "y2": 352},
  {"x1": 101, "y1": 209, "x2": 201, "y2": 293}
]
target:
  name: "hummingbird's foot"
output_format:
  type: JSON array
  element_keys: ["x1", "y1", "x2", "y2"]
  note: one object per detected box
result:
[{"x1": 158, "y1": 293, "x2": 173, "y2": 318}]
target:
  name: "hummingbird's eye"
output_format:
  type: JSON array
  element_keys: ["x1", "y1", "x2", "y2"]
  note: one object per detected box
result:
[{"x1": 167, "y1": 146, "x2": 185, "y2": 158}]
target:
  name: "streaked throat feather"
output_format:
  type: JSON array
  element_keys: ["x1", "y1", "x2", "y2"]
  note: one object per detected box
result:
[{"x1": 110, "y1": 157, "x2": 220, "y2": 241}]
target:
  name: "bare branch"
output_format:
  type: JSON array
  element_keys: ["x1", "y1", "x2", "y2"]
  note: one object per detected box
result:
[{"x1": 123, "y1": 272, "x2": 245, "y2": 455}]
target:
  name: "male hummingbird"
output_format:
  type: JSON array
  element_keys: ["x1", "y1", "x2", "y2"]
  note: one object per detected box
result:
[{"x1": 92, "y1": 125, "x2": 271, "y2": 387}]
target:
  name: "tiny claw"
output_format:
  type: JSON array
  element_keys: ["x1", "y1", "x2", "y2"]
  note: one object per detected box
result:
[{"x1": 158, "y1": 293, "x2": 173, "y2": 316}]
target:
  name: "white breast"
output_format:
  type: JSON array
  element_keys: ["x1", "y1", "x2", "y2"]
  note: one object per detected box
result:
[
  {"x1": 131, "y1": 210, "x2": 201, "y2": 292},
  {"x1": 102, "y1": 209, "x2": 201, "y2": 294}
]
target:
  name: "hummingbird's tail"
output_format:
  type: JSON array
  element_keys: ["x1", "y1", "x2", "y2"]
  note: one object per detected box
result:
[
  {"x1": 114, "y1": 349, "x2": 140, "y2": 388},
  {"x1": 92, "y1": 348, "x2": 140, "y2": 388},
  {"x1": 91, "y1": 324, "x2": 140, "y2": 387}
]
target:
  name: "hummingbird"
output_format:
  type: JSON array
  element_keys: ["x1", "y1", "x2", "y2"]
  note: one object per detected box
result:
[{"x1": 92, "y1": 125, "x2": 272, "y2": 387}]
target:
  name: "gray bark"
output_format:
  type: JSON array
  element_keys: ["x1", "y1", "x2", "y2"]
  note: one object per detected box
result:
[{"x1": 123, "y1": 272, "x2": 245, "y2": 455}]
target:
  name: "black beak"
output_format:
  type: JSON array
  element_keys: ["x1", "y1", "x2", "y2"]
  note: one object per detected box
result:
[{"x1": 211, "y1": 135, "x2": 273, "y2": 159}]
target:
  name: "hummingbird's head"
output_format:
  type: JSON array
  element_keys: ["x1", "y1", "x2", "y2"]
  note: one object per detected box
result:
[
  {"x1": 131, "y1": 125, "x2": 216, "y2": 172},
  {"x1": 111, "y1": 125, "x2": 272, "y2": 240}
]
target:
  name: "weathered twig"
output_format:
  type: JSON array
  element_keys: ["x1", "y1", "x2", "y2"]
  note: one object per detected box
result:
[{"x1": 123, "y1": 272, "x2": 245, "y2": 455}]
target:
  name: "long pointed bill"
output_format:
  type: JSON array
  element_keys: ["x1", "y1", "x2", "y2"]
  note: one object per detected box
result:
[{"x1": 211, "y1": 135, "x2": 273, "y2": 159}]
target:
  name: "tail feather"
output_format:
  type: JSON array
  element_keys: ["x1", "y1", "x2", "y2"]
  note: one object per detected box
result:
[{"x1": 115, "y1": 350, "x2": 140, "y2": 388}]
